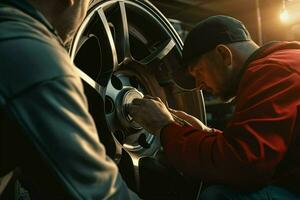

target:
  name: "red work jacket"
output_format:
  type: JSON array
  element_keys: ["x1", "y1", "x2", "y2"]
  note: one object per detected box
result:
[{"x1": 161, "y1": 42, "x2": 300, "y2": 192}]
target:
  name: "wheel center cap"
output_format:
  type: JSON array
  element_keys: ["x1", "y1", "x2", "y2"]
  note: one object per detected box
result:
[{"x1": 116, "y1": 88, "x2": 144, "y2": 129}]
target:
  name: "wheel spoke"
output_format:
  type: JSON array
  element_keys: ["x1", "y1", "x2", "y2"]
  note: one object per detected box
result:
[
  {"x1": 76, "y1": 67, "x2": 105, "y2": 95},
  {"x1": 97, "y1": 8, "x2": 119, "y2": 71},
  {"x1": 118, "y1": 2, "x2": 131, "y2": 62},
  {"x1": 139, "y1": 39, "x2": 175, "y2": 66}
]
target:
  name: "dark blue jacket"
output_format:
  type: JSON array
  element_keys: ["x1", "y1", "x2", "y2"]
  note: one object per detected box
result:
[{"x1": 0, "y1": 1, "x2": 139, "y2": 199}]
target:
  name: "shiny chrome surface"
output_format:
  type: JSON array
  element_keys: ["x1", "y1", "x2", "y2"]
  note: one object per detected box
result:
[{"x1": 70, "y1": 0, "x2": 206, "y2": 194}]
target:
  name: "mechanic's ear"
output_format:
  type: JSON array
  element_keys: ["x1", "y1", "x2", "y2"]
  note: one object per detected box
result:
[{"x1": 215, "y1": 44, "x2": 232, "y2": 66}]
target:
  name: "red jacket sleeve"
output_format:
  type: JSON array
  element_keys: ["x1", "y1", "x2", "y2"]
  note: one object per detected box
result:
[{"x1": 161, "y1": 62, "x2": 300, "y2": 190}]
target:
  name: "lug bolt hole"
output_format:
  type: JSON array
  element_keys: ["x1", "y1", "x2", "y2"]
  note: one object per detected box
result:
[
  {"x1": 138, "y1": 133, "x2": 150, "y2": 148},
  {"x1": 105, "y1": 96, "x2": 115, "y2": 114},
  {"x1": 111, "y1": 74, "x2": 123, "y2": 90}
]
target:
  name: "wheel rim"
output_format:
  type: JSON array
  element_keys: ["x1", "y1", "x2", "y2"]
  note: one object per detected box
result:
[{"x1": 69, "y1": 0, "x2": 206, "y2": 193}]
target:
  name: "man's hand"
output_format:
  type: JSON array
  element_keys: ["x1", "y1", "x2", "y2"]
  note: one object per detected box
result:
[
  {"x1": 127, "y1": 96, "x2": 175, "y2": 136},
  {"x1": 169, "y1": 108, "x2": 212, "y2": 132}
]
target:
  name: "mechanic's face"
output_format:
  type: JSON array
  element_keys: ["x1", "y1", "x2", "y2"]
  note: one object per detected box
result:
[
  {"x1": 189, "y1": 45, "x2": 234, "y2": 101},
  {"x1": 58, "y1": 0, "x2": 90, "y2": 45}
]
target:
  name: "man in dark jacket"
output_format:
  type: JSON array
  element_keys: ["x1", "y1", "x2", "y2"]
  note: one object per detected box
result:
[
  {"x1": 0, "y1": 0, "x2": 140, "y2": 199},
  {"x1": 128, "y1": 15, "x2": 300, "y2": 199}
]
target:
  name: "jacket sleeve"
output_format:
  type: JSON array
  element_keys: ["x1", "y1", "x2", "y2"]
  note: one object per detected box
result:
[
  {"x1": 161, "y1": 62, "x2": 300, "y2": 190},
  {"x1": 0, "y1": 38, "x2": 140, "y2": 199},
  {"x1": 6, "y1": 75, "x2": 140, "y2": 199}
]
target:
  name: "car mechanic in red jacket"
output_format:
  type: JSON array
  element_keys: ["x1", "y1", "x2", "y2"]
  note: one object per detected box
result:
[{"x1": 128, "y1": 15, "x2": 300, "y2": 199}]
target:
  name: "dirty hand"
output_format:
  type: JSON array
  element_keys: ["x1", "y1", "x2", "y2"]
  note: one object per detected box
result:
[
  {"x1": 127, "y1": 96, "x2": 175, "y2": 136},
  {"x1": 169, "y1": 108, "x2": 212, "y2": 132}
]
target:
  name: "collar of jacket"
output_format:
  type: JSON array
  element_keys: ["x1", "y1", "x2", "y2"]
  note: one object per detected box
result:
[
  {"x1": 226, "y1": 41, "x2": 300, "y2": 102},
  {"x1": 0, "y1": 0, "x2": 64, "y2": 45}
]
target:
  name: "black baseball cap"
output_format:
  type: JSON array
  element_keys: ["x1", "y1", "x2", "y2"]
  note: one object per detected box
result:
[{"x1": 173, "y1": 15, "x2": 251, "y2": 90}]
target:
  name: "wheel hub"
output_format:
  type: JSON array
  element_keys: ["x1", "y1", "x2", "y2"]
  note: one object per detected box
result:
[{"x1": 116, "y1": 87, "x2": 143, "y2": 130}]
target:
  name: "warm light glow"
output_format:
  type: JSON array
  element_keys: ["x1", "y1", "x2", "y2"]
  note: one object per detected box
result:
[{"x1": 280, "y1": 9, "x2": 290, "y2": 22}]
